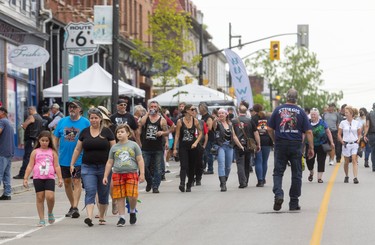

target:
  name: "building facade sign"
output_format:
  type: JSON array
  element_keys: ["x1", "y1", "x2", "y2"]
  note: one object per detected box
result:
[{"x1": 9, "y1": 44, "x2": 50, "y2": 68}]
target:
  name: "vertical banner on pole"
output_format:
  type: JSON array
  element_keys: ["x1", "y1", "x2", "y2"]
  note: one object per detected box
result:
[
  {"x1": 93, "y1": 6, "x2": 113, "y2": 44},
  {"x1": 224, "y1": 49, "x2": 254, "y2": 108}
]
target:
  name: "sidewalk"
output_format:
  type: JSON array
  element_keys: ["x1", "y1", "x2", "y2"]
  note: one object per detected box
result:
[{"x1": 0, "y1": 160, "x2": 34, "y2": 195}]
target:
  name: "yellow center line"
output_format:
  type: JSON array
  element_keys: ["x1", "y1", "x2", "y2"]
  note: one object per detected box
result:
[{"x1": 310, "y1": 161, "x2": 342, "y2": 245}]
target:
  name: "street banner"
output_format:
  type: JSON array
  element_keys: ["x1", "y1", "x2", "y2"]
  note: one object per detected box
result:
[
  {"x1": 93, "y1": 5, "x2": 113, "y2": 44},
  {"x1": 224, "y1": 49, "x2": 254, "y2": 108}
]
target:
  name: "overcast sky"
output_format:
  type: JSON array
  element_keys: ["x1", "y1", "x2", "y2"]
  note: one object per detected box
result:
[{"x1": 193, "y1": 0, "x2": 375, "y2": 111}]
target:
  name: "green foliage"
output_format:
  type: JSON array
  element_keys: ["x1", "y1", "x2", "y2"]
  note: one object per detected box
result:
[
  {"x1": 131, "y1": 0, "x2": 200, "y2": 89},
  {"x1": 253, "y1": 93, "x2": 271, "y2": 112},
  {"x1": 246, "y1": 46, "x2": 343, "y2": 111}
]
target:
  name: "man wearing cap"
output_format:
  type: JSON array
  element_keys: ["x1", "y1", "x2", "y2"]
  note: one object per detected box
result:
[
  {"x1": 110, "y1": 99, "x2": 139, "y2": 144},
  {"x1": 53, "y1": 100, "x2": 90, "y2": 218},
  {"x1": 322, "y1": 103, "x2": 342, "y2": 165},
  {"x1": 0, "y1": 107, "x2": 14, "y2": 200},
  {"x1": 13, "y1": 106, "x2": 43, "y2": 179},
  {"x1": 364, "y1": 103, "x2": 375, "y2": 171},
  {"x1": 267, "y1": 88, "x2": 314, "y2": 211},
  {"x1": 48, "y1": 103, "x2": 64, "y2": 130}
]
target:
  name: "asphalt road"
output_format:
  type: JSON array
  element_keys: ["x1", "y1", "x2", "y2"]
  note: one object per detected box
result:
[{"x1": 1, "y1": 153, "x2": 375, "y2": 245}]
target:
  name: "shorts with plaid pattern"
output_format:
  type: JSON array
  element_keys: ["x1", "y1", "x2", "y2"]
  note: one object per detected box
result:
[{"x1": 112, "y1": 172, "x2": 139, "y2": 198}]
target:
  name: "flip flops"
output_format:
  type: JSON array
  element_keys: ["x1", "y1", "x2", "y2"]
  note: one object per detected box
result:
[{"x1": 99, "y1": 219, "x2": 106, "y2": 225}]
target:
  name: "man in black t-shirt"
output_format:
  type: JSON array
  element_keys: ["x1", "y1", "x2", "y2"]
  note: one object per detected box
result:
[
  {"x1": 14, "y1": 106, "x2": 43, "y2": 179},
  {"x1": 139, "y1": 101, "x2": 168, "y2": 193},
  {"x1": 199, "y1": 102, "x2": 215, "y2": 174},
  {"x1": 232, "y1": 105, "x2": 260, "y2": 188},
  {"x1": 41, "y1": 106, "x2": 52, "y2": 131},
  {"x1": 110, "y1": 99, "x2": 140, "y2": 145}
]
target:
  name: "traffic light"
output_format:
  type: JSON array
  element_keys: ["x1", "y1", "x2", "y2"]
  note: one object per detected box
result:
[{"x1": 270, "y1": 41, "x2": 280, "y2": 61}]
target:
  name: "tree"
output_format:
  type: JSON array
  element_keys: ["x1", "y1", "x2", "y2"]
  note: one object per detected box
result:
[
  {"x1": 245, "y1": 46, "x2": 343, "y2": 111},
  {"x1": 131, "y1": 0, "x2": 200, "y2": 91}
]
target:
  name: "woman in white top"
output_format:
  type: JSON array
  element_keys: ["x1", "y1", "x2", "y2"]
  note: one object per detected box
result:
[{"x1": 338, "y1": 106, "x2": 361, "y2": 184}]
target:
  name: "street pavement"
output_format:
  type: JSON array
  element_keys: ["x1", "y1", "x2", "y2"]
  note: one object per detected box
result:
[{"x1": 1, "y1": 154, "x2": 375, "y2": 245}]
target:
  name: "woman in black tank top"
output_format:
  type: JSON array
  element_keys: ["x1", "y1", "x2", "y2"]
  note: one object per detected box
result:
[{"x1": 173, "y1": 104, "x2": 202, "y2": 192}]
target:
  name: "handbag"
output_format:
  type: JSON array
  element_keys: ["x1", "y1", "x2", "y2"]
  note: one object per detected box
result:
[
  {"x1": 237, "y1": 117, "x2": 257, "y2": 152},
  {"x1": 322, "y1": 142, "x2": 331, "y2": 153},
  {"x1": 247, "y1": 138, "x2": 257, "y2": 151}
]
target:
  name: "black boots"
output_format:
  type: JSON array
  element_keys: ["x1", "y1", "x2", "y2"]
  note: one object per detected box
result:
[
  {"x1": 219, "y1": 176, "x2": 227, "y2": 192},
  {"x1": 179, "y1": 182, "x2": 185, "y2": 192}
]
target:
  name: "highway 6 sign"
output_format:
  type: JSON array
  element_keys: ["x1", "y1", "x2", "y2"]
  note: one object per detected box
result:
[{"x1": 64, "y1": 22, "x2": 99, "y2": 57}]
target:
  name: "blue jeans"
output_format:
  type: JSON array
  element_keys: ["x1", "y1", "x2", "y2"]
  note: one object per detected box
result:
[
  {"x1": 204, "y1": 141, "x2": 214, "y2": 172},
  {"x1": 0, "y1": 156, "x2": 12, "y2": 196},
  {"x1": 81, "y1": 163, "x2": 110, "y2": 205},
  {"x1": 255, "y1": 146, "x2": 271, "y2": 181},
  {"x1": 217, "y1": 142, "x2": 233, "y2": 177},
  {"x1": 273, "y1": 141, "x2": 302, "y2": 207},
  {"x1": 142, "y1": 150, "x2": 163, "y2": 189}
]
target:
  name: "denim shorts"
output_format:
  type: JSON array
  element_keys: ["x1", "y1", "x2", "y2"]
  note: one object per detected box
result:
[{"x1": 81, "y1": 163, "x2": 110, "y2": 205}]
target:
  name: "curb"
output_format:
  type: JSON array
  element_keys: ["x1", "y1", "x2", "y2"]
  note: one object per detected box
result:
[
  {"x1": 1, "y1": 182, "x2": 34, "y2": 195},
  {"x1": 12, "y1": 183, "x2": 35, "y2": 194}
]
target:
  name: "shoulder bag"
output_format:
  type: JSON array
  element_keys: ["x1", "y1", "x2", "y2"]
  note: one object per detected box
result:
[{"x1": 237, "y1": 118, "x2": 257, "y2": 152}]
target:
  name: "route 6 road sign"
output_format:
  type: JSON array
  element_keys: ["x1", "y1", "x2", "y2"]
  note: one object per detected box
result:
[{"x1": 64, "y1": 22, "x2": 99, "y2": 57}]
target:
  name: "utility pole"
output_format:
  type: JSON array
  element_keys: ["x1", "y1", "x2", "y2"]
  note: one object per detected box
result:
[
  {"x1": 228, "y1": 23, "x2": 241, "y2": 89},
  {"x1": 198, "y1": 22, "x2": 204, "y2": 85},
  {"x1": 111, "y1": 0, "x2": 119, "y2": 113}
]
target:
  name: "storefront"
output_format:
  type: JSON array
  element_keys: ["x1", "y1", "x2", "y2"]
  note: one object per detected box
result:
[{"x1": 0, "y1": 17, "x2": 47, "y2": 157}]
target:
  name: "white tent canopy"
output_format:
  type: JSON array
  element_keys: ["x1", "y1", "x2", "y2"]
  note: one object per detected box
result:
[
  {"x1": 152, "y1": 83, "x2": 233, "y2": 106},
  {"x1": 43, "y1": 63, "x2": 145, "y2": 98}
]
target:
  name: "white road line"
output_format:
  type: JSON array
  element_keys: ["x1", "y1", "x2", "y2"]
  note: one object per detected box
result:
[
  {"x1": 0, "y1": 216, "x2": 65, "y2": 244},
  {"x1": 0, "y1": 231, "x2": 21, "y2": 234}
]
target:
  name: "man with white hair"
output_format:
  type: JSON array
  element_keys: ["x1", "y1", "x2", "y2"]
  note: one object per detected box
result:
[{"x1": 48, "y1": 103, "x2": 64, "y2": 130}]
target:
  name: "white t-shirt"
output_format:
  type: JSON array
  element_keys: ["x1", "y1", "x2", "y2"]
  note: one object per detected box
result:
[{"x1": 339, "y1": 119, "x2": 360, "y2": 142}]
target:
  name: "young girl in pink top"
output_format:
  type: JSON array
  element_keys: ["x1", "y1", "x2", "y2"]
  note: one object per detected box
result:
[{"x1": 23, "y1": 131, "x2": 63, "y2": 226}]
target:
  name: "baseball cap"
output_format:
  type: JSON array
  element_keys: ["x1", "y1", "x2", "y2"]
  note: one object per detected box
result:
[
  {"x1": 117, "y1": 99, "x2": 127, "y2": 105},
  {"x1": 51, "y1": 103, "x2": 60, "y2": 109},
  {"x1": 68, "y1": 100, "x2": 83, "y2": 108}
]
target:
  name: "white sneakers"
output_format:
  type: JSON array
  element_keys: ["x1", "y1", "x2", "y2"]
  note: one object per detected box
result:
[{"x1": 329, "y1": 159, "x2": 334, "y2": 166}]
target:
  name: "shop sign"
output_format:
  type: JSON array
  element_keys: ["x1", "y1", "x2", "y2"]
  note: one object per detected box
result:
[{"x1": 9, "y1": 44, "x2": 50, "y2": 69}]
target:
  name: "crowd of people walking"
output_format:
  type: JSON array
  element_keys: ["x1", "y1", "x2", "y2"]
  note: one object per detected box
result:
[{"x1": 0, "y1": 89, "x2": 374, "y2": 225}]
